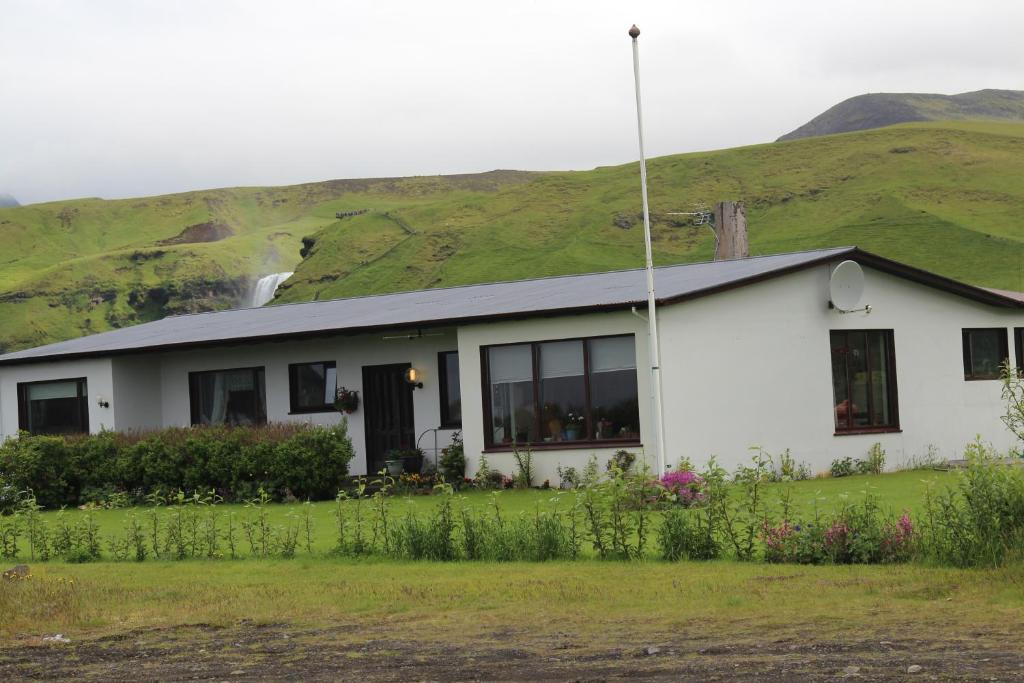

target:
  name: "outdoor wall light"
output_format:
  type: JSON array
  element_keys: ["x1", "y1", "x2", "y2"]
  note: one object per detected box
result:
[
  {"x1": 404, "y1": 367, "x2": 424, "y2": 389},
  {"x1": 96, "y1": 395, "x2": 110, "y2": 409}
]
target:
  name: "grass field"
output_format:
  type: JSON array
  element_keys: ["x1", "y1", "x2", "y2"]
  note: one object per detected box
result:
[
  {"x1": 2, "y1": 121, "x2": 1023, "y2": 353},
  {"x1": 4, "y1": 469, "x2": 1024, "y2": 680}
]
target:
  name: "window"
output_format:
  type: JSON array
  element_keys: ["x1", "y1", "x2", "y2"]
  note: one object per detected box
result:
[
  {"x1": 1016, "y1": 328, "x2": 1024, "y2": 373},
  {"x1": 438, "y1": 351, "x2": 461, "y2": 428},
  {"x1": 483, "y1": 335, "x2": 640, "y2": 447},
  {"x1": 17, "y1": 378, "x2": 89, "y2": 435},
  {"x1": 830, "y1": 330, "x2": 899, "y2": 433},
  {"x1": 189, "y1": 367, "x2": 266, "y2": 426},
  {"x1": 288, "y1": 361, "x2": 337, "y2": 413},
  {"x1": 962, "y1": 328, "x2": 1008, "y2": 380}
]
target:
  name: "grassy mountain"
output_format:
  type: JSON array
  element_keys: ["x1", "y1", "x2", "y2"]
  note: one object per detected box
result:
[
  {"x1": 1, "y1": 120, "x2": 1024, "y2": 352},
  {"x1": 0, "y1": 194, "x2": 19, "y2": 208},
  {"x1": 778, "y1": 89, "x2": 1024, "y2": 141}
]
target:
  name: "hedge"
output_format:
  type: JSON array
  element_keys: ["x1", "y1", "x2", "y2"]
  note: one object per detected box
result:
[{"x1": 0, "y1": 422, "x2": 355, "y2": 509}]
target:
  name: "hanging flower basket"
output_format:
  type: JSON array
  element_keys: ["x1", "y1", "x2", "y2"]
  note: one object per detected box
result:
[{"x1": 334, "y1": 387, "x2": 359, "y2": 414}]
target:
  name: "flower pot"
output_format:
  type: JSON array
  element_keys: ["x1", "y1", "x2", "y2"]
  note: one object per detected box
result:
[
  {"x1": 401, "y1": 453, "x2": 424, "y2": 474},
  {"x1": 385, "y1": 459, "x2": 404, "y2": 476}
]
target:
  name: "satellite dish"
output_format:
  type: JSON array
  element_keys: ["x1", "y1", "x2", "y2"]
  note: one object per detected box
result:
[{"x1": 829, "y1": 260, "x2": 865, "y2": 312}]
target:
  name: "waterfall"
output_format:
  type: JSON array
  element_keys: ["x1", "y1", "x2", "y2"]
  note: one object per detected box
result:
[{"x1": 248, "y1": 272, "x2": 293, "y2": 308}]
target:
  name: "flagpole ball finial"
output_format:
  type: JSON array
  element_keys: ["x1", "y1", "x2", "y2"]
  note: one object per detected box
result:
[{"x1": 629, "y1": 24, "x2": 640, "y2": 39}]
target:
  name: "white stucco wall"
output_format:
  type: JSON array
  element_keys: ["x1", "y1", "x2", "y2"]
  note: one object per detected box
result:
[
  {"x1": 0, "y1": 358, "x2": 115, "y2": 439},
  {"x1": 658, "y1": 263, "x2": 1024, "y2": 474},
  {"x1": 111, "y1": 355, "x2": 164, "y2": 431},
  {"x1": 154, "y1": 331, "x2": 461, "y2": 475},
  {"x1": 456, "y1": 311, "x2": 654, "y2": 483}
]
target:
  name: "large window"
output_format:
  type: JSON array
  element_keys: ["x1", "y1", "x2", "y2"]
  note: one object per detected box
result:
[
  {"x1": 483, "y1": 335, "x2": 640, "y2": 447},
  {"x1": 288, "y1": 361, "x2": 337, "y2": 413},
  {"x1": 830, "y1": 330, "x2": 899, "y2": 433},
  {"x1": 17, "y1": 378, "x2": 89, "y2": 435},
  {"x1": 438, "y1": 351, "x2": 461, "y2": 428},
  {"x1": 963, "y1": 328, "x2": 1009, "y2": 380},
  {"x1": 189, "y1": 367, "x2": 266, "y2": 426}
]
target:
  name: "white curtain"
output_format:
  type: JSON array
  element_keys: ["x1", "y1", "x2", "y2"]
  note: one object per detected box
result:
[
  {"x1": 210, "y1": 373, "x2": 228, "y2": 425},
  {"x1": 489, "y1": 345, "x2": 532, "y2": 384},
  {"x1": 27, "y1": 381, "x2": 78, "y2": 401},
  {"x1": 540, "y1": 341, "x2": 583, "y2": 379},
  {"x1": 589, "y1": 336, "x2": 636, "y2": 373},
  {"x1": 324, "y1": 365, "x2": 337, "y2": 404}
]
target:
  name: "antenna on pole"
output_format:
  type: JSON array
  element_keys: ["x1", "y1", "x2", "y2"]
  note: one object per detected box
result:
[{"x1": 629, "y1": 24, "x2": 667, "y2": 475}]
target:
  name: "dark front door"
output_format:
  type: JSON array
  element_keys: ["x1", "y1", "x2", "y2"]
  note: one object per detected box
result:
[{"x1": 362, "y1": 363, "x2": 415, "y2": 474}]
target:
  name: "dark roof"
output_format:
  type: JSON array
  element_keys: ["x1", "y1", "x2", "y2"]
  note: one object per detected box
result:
[{"x1": 1, "y1": 246, "x2": 1021, "y2": 366}]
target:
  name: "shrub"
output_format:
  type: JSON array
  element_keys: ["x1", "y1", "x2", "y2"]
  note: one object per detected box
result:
[
  {"x1": 473, "y1": 454, "x2": 503, "y2": 490},
  {"x1": 556, "y1": 465, "x2": 579, "y2": 489},
  {"x1": 830, "y1": 456, "x2": 855, "y2": 478},
  {"x1": 921, "y1": 437, "x2": 1024, "y2": 567},
  {"x1": 438, "y1": 431, "x2": 466, "y2": 483},
  {"x1": 658, "y1": 507, "x2": 719, "y2": 560},
  {"x1": 0, "y1": 423, "x2": 355, "y2": 508},
  {"x1": 659, "y1": 470, "x2": 705, "y2": 506},
  {"x1": 771, "y1": 449, "x2": 811, "y2": 482},
  {"x1": 511, "y1": 445, "x2": 535, "y2": 488},
  {"x1": 606, "y1": 449, "x2": 636, "y2": 474}
]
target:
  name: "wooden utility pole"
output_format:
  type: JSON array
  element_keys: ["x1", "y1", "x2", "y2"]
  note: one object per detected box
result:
[{"x1": 713, "y1": 201, "x2": 749, "y2": 261}]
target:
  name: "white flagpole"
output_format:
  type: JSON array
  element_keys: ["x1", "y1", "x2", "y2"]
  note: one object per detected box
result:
[{"x1": 629, "y1": 24, "x2": 667, "y2": 475}]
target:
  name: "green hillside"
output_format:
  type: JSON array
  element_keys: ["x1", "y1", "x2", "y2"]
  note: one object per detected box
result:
[
  {"x1": 778, "y1": 89, "x2": 1024, "y2": 141},
  {"x1": 1, "y1": 120, "x2": 1023, "y2": 352}
]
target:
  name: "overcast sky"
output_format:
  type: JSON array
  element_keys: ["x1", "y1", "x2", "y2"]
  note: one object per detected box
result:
[{"x1": 2, "y1": 0, "x2": 1021, "y2": 205}]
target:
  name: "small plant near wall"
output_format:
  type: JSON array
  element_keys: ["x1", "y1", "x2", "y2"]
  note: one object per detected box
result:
[
  {"x1": 1001, "y1": 361, "x2": 1024, "y2": 447},
  {"x1": 830, "y1": 456, "x2": 855, "y2": 478},
  {"x1": 556, "y1": 465, "x2": 579, "y2": 489},
  {"x1": 511, "y1": 445, "x2": 535, "y2": 489},
  {"x1": 606, "y1": 450, "x2": 636, "y2": 475},
  {"x1": 438, "y1": 432, "x2": 466, "y2": 485},
  {"x1": 334, "y1": 387, "x2": 359, "y2": 414}
]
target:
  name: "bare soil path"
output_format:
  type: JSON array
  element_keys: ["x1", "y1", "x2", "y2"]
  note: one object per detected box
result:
[{"x1": 2, "y1": 623, "x2": 1022, "y2": 681}]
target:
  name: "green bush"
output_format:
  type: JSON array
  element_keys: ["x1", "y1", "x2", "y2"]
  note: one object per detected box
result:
[
  {"x1": 921, "y1": 438, "x2": 1024, "y2": 567},
  {"x1": 0, "y1": 423, "x2": 355, "y2": 508}
]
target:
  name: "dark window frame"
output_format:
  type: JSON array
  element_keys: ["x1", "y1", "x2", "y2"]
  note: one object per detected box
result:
[
  {"x1": 288, "y1": 361, "x2": 337, "y2": 414},
  {"x1": 962, "y1": 328, "x2": 1009, "y2": 381},
  {"x1": 188, "y1": 366, "x2": 267, "y2": 426},
  {"x1": 17, "y1": 377, "x2": 89, "y2": 435},
  {"x1": 437, "y1": 351, "x2": 462, "y2": 429},
  {"x1": 830, "y1": 329, "x2": 901, "y2": 436},
  {"x1": 1013, "y1": 328, "x2": 1023, "y2": 375},
  {"x1": 480, "y1": 333, "x2": 641, "y2": 450}
]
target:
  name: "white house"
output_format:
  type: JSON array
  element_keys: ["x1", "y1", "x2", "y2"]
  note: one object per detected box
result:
[{"x1": 1, "y1": 246, "x2": 1022, "y2": 480}]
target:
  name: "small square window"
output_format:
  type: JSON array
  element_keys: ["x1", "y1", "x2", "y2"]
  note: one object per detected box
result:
[
  {"x1": 962, "y1": 329, "x2": 1009, "y2": 381},
  {"x1": 289, "y1": 361, "x2": 337, "y2": 413}
]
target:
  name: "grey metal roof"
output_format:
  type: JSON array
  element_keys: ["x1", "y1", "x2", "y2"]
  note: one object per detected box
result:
[{"x1": 1, "y1": 246, "x2": 1019, "y2": 366}]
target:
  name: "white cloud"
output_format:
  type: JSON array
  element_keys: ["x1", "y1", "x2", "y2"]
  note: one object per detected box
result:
[{"x1": 1, "y1": 0, "x2": 1021, "y2": 203}]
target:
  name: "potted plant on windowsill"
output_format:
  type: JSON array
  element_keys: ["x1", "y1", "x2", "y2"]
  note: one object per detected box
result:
[{"x1": 333, "y1": 387, "x2": 359, "y2": 414}]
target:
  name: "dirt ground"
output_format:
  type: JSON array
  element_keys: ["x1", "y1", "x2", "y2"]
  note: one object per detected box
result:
[{"x1": 2, "y1": 623, "x2": 1022, "y2": 681}]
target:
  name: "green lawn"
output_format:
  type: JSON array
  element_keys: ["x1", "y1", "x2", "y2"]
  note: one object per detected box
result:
[{"x1": 27, "y1": 469, "x2": 954, "y2": 561}]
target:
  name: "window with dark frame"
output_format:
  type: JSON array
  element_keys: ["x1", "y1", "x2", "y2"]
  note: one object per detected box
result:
[
  {"x1": 962, "y1": 328, "x2": 1009, "y2": 381},
  {"x1": 438, "y1": 351, "x2": 462, "y2": 428},
  {"x1": 17, "y1": 378, "x2": 89, "y2": 435},
  {"x1": 288, "y1": 361, "x2": 337, "y2": 413},
  {"x1": 482, "y1": 334, "x2": 640, "y2": 448},
  {"x1": 189, "y1": 367, "x2": 267, "y2": 426},
  {"x1": 830, "y1": 330, "x2": 899, "y2": 434},
  {"x1": 1016, "y1": 328, "x2": 1024, "y2": 373}
]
